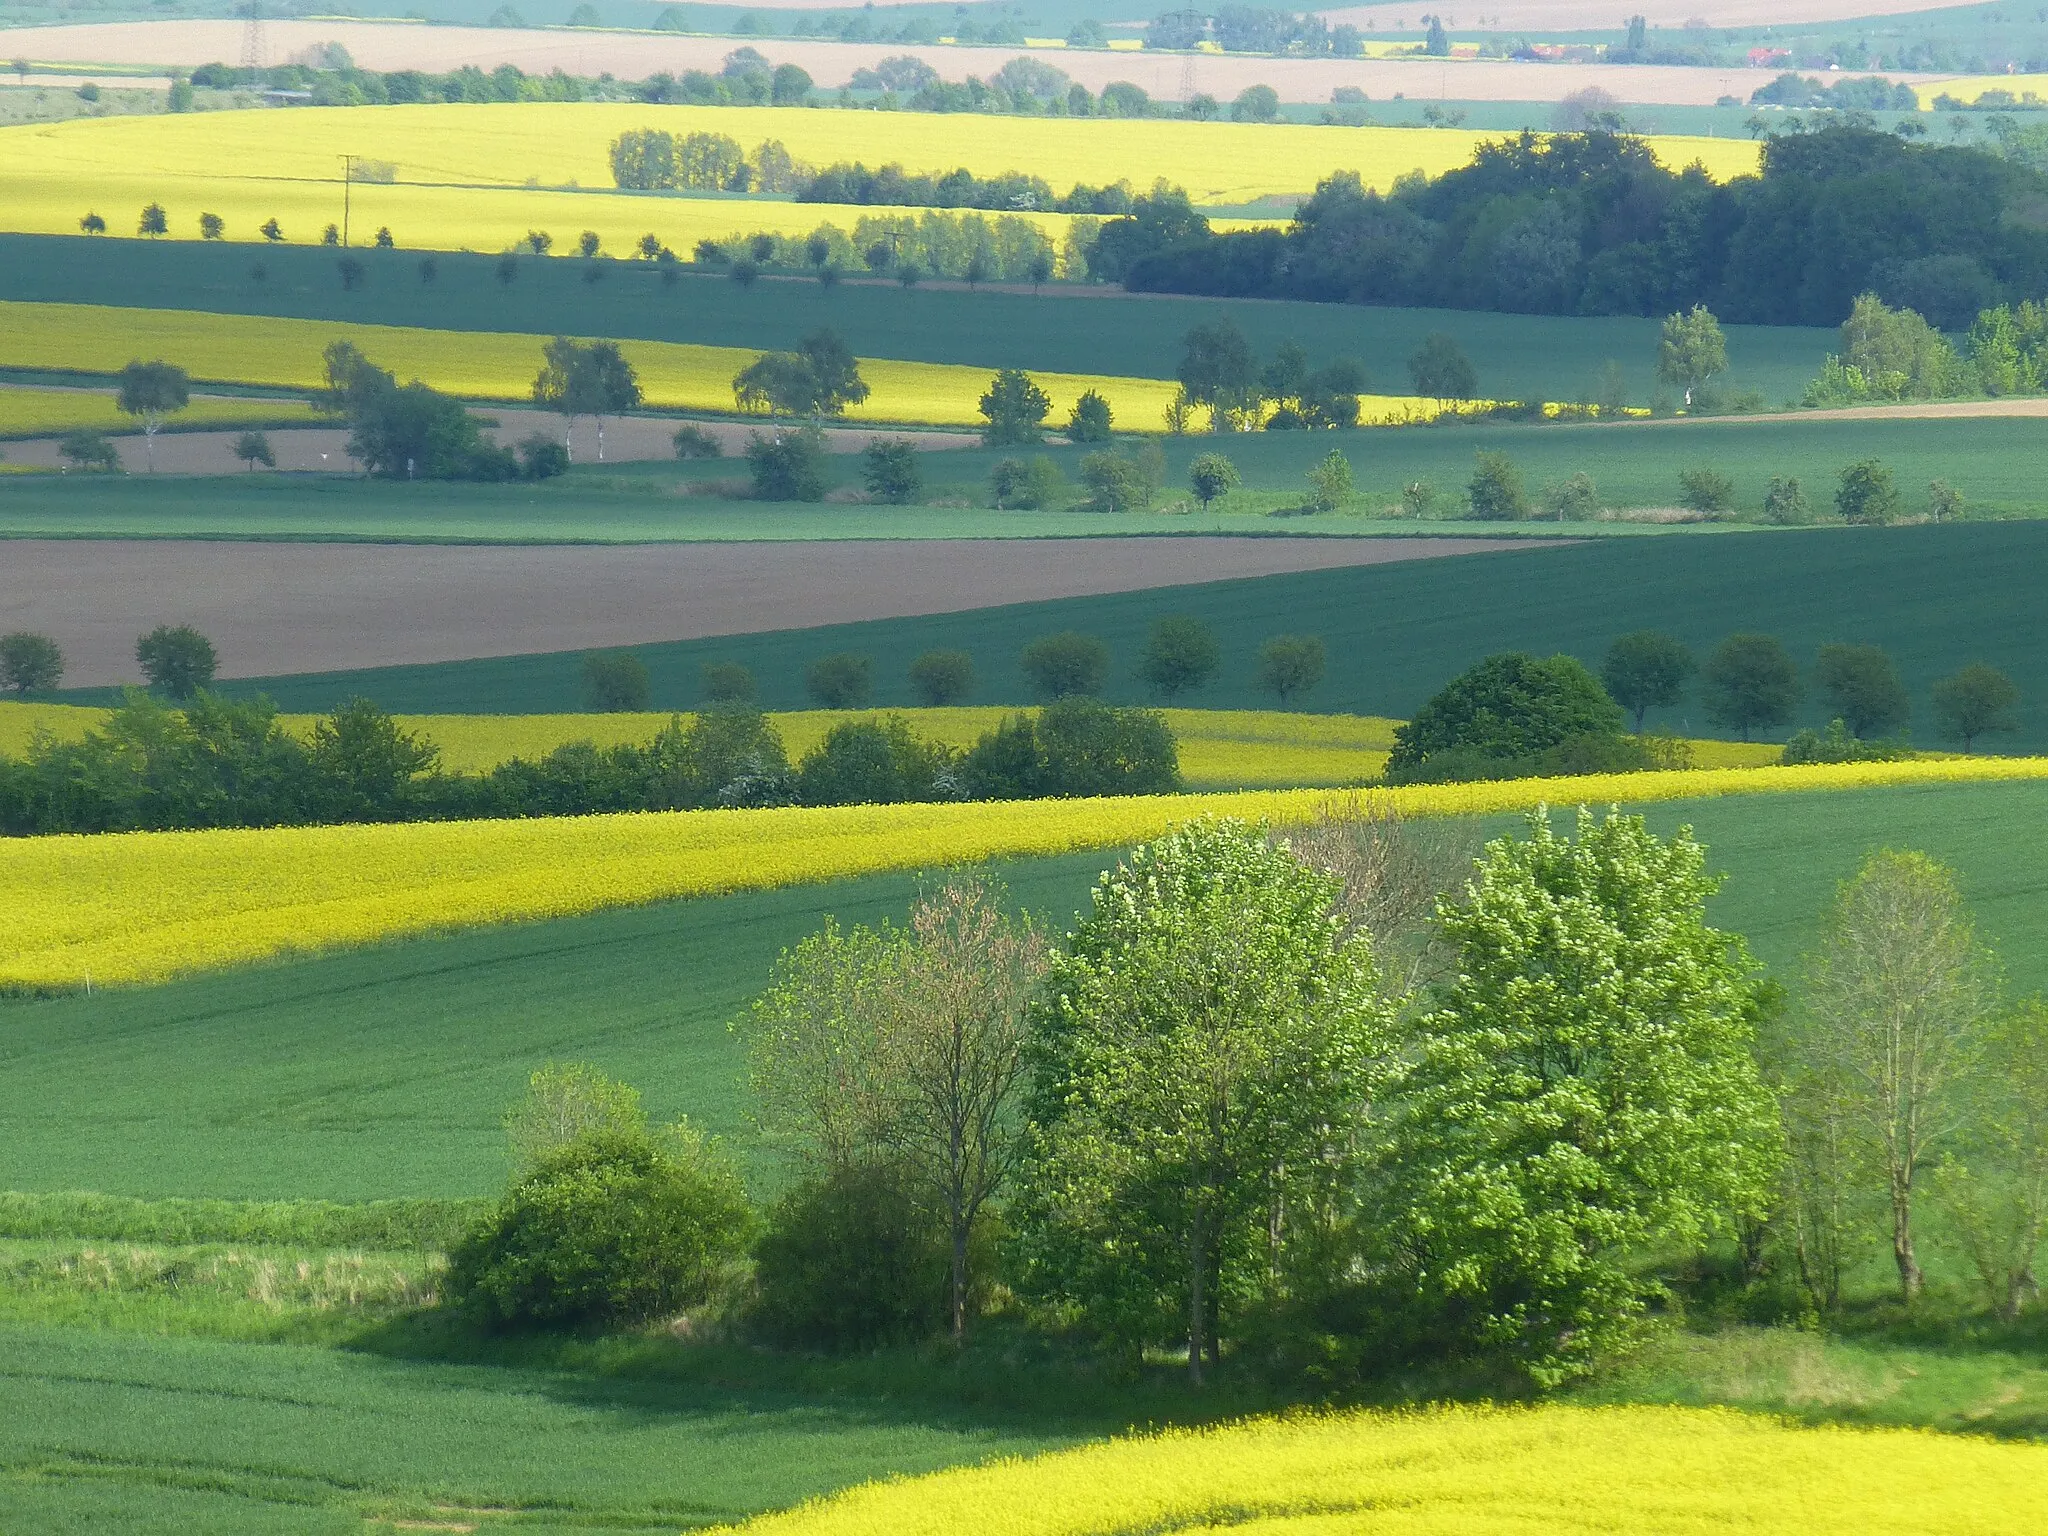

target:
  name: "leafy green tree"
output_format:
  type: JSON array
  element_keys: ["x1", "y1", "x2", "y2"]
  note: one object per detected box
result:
[
  {"x1": 1465, "y1": 451, "x2": 1527, "y2": 520},
  {"x1": 1814, "y1": 642, "x2": 1908, "y2": 739},
  {"x1": 1139, "y1": 615, "x2": 1221, "y2": 700},
  {"x1": 532, "y1": 336, "x2": 642, "y2": 460},
  {"x1": 978, "y1": 368, "x2": 1053, "y2": 446},
  {"x1": 989, "y1": 455, "x2": 1065, "y2": 510},
  {"x1": 959, "y1": 698, "x2": 1179, "y2": 799},
  {"x1": 1541, "y1": 471, "x2": 1600, "y2": 521},
  {"x1": 115, "y1": 359, "x2": 190, "y2": 472},
  {"x1": 1836, "y1": 459, "x2": 1901, "y2": 525},
  {"x1": 1177, "y1": 319, "x2": 1262, "y2": 430},
  {"x1": 1936, "y1": 1000, "x2": 2048, "y2": 1318},
  {"x1": 1305, "y1": 448, "x2": 1354, "y2": 512},
  {"x1": 1376, "y1": 809, "x2": 1780, "y2": 1383},
  {"x1": 1799, "y1": 849, "x2": 1999, "y2": 1301},
  {"x1": 1015, "y1": 820, "x2": 1390, "y2": 1384},
  {"x1": 1065, "y1": 389, "x2": 1112, "y2": 442},
  {"x1": 1386, "y1": 652, "x2": 1622, "y2": 780},
  {"x1": 745, "y1": 427, "x2": 828, "y2": 501},
  {"x1": 699, "y1": 660, "x2": 756, "y2": 704},
  {"x1": 305, "y1": 697, "x2": 438, "y2": 820},
  {"x1": 57, "y1": 429, "x2": 118, "y2": 472},
  {"x1": 1761, "y1": 475, "x2": 1813, "y2": 525},
  {"x1": 805, "y1": 651, "x2": 872, "y2": 709},
  {"x1": 1257, "y1": 634, "x2": 1326, "y2": 706},
  {"x1": 0, "y1": 632, "x2": 63, "y2": 694},
  {"x1": 135, "y1": 624, "x2": 217, "y2": 699},
  {"x1": 1424, "y1": 14, "x2": 1449, "y2": 54},
  {"x1": 577, "y1": 229, "x2": 601, "y2": 258},
  {"x1": 261, "y1": 217, "x2": 285, "y2": 242},
  {"x1": 1931, "y1": 662, "x2": 2019, "y2": 753},
  {"x1": 138, "y1": 202, "x2": 168, "y2": 237},
  {"x1": 198, "y1": 211, "x2": 224, "y2": 240},
  {"x1": 1079, "y1": 446, "x2": 1159, "y2": 512},
  {"x1": 234, "y1": 431, "x2": 274, "y2": 471},
  {"x1": 517, "y1": 434, "x2": 569, "y2": 480},
  {"x1": 447, "y1": 1123, "x2": 753, "y2": 1328},
  {"x1": 795, "y1": 717, "x2": 953, "y2": 805},
  {"x1": 1601, "y1": 631, "x2": 1695, "y2": 731},
  {"x1": 908, "y1": 648, "x2": 974, "y2": 706},
  {"x1": 861, "y1": 438, "x2": 923, "y2": 504},
  {"x1": 582, "y1": 650, "x2": 650, "y2": 712},
  {"x1": 1019, "y1": 631, "x2": 1109, "y2": 700},
  {"x1": 1230, "y1": 83, "x2": 1279, "y2": 121},
  {"x1": 1407, "y1": 332, "x2": 1477, "y2": 405},
  {"x1": 1677, "y1": 466, "x2": 1735, "y2": 515},
  {"x1": 503, "y1": 1063, "x2": 649, "y2": 1169},
  {"x1": 1187, "y1": 452, "x2": 1238, "y2": 508},
  {"x1": 734, "y1": 331, "x2": 869, "y2": 420},
  {"x1": 79, "y1": 212, "x2": 106, "y2": 235},
  {"x1": 1701, "y1": 632, "x2": 1799, "y2": 740},
  {"x1": 1656, "y1": 304, "x2": 1728, "y2": 407},
  {"x1": 1927, "y1": 480, "x2": 1964, "y2": 523}
]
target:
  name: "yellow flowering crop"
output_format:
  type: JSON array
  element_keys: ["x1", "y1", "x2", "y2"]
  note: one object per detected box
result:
[
  {"x1": 0, "y1": 300, "x2": 1189, "y2": 429},
  {"x1": 7, "y1": 754, "x2": 2048, "y2": 992},
  {"x1": 0, "y1": 386, "x2": 320, "y2": 439},
  {"x1": 0, "y1": 104, "x2": 1762, "y2": 226},
  {"x1": 704, "y1": 1403, "x2": 2048, "y2": 1536},
  {"x1": 1912, "y1": 74, "x2": 2048, "y2": 108}
]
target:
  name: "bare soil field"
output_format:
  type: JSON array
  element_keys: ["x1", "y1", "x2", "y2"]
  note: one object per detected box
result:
[
  {"x1": 0, "y1": 534, "x2": 1530, "y2": 684},
  {"x1": 2, "y1": 21, "x2": 1943, "y2": 105},
  {"x1": 1319, "y1": 0, "x2": 1983, "y2": 30},
  {"x1": 0, "y1": 409, "x2": 970, "y2": 474}
]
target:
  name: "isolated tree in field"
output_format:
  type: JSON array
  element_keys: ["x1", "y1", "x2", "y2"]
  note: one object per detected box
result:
[
  {"x1": 1139, "y1": 615, "x2": 1220, "y2": 700},
  {"x1": 1836, "y1": 459, "x2": 1902, "y2": 525},
  {"x1": 1065, "y1": 389, "x2": 1112, "y2": 443},
  {"x1": 532, "y1": 337, "x2": 642, "y2": 460},
  {"x1": 736, "y1": 331, "x2": 869, "y2": 421},
  {"x1": 700, "y1": 660, "x2": 756, "y2": 705},
  {"x1": 908, "y1": 649, "x2": 974, "y2": 706},
  {"x1": 1656, "y1": 305, "x2": 1727, "y2": 407},
  {"x1": 1020, "y1": 631, "x2": 1109, "y2": 700},
  {"x1": 1177, "y1": 319, "x2": 1262, "y2": 430},
  {"x1": 805, "y1": 652, "x2": 872, "y2": 709},
  {"x1": 1932, "y1": 662, "x2": 2019, "y2": 753},
  {"x1": 135, "y1": 624, "x2": 217, "y2": 699},
  {"x1": 526, "y1": 230, "x2": 552, "y2": 255},
  {"x1": 58, "y1": 430, "x2": 118, "y2": 473},
  {"x1": 578, "y1": 230, "x2": 601, "y2": 258},
  {"x1": 1800, "y1": 849, "x2": 1999, "y2": 1301},
  {"x1": 115, "y1": 359, "x2": 190, "y2": 472},
  {"x1": 198, "y1": 211, "x2": 225, "y2": 240},
  {"x1": 1407, "y1": 331, "x2": 1477, "y2": 406},
  {"x1": 1378, "y1": 809, "x2": 1780, "y2": 1382},
  {"x1": 745, "y1": 426, "x2": 828, "y2": 501},
  {"x1": 861, "y1": 438, "x2": 922, "y2": 505},
  {"x1": 1257, "y1": 634, "x2": 1325, "y2": 706},
  {"x1": 978, "y1": 369, "x2": 1053, "y2": 447},
  {"x1": 1677, "y1": 466, "x2": 1735, "y2": 516},
  {"x1": 1305, "y1": 448, "x2": 1354, "y2": 512},
  {"x1": 1230, "y1": 83, "x2": 1280, "y2": 121},
  {"x1": 1187, "y1": 452, "x2": 1238, "y2": 508},
  {"x1": 1466, "y1": 451, "x2": 1528, "y2": 520},
  {"x1": 1927, "y1": 480, "x2": 1964, "y2": 523},
  {"x1": 1815, "y1": 642, "x2": 1908, "y2": 739},
  {"x1": 0, "y1": 632, "x2": 62, "y2": 694},
  {"x1": 1015, "y1": 820, "x2": 1390, "y2": 1384},
  {"x1": 260, "y1": 217, "x2": 284, "y2": 242},
  {"x1": 138, "y1": 202, "x2": 168, "y2": 238},
  {"x1": 79, "y1": 212, "x2": 106, "y2": 235},
  {"x1": 582, "y1": 650, "x2": 650, "y2": 711},
  {"x1": 233, "y1": 431, "x2": 275, "y2": 472},
  {"x1": 1701, "y1": 632, "x2": 1799, "y2": 740},
  {"x1": 1762, "y1": 475, "x2": 1812, "y2": 525},
  {"x1": 746, "y1": 873, "x2": 1050, "y2": 1340},
  {"x1": 1602, "y1": 630, "x2": 1695, "y2": 731},
  {"x1": 1079, "y1": 446, "x2": 1159, "y2": 512}
]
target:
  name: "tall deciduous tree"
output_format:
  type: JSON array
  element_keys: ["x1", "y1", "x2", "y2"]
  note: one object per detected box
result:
[
  {"x1": 1377, "y1": 809, "x2": 1781, "y2": 1382},
  {"x1": 1177, "y1": 319, "x2": 1262, "y2": 430},
  {"x1": 1257, "y1": 634, "x2": 1326, "y2": 706},
  {"x1": 1602, "y1": 630, "x2": 1696, "y2": 732},
  {"x1": 533, "y1": 336, "x2": 642, "y2": 460},
  {"x1": 115, "y1": 359, "x2": 190, "y2": 472},
  {"x1": 978, "y1": 368, "x2": 1053, "y2": 446},
  {"x1": 0, "y1": 632, "x2": 63, "y2": 694},
  {"x1": 1016, "y1": 820, "x2": 1390, "y2": 1384},
  {"x1": 1931, "y1": 662, "x2": 2019, "y2": 753},
  {"x1": 1815, "y1": 642, "x2": 1908, "y2": 739},
  {"x1": 1407, "y1": 332, "x2": 1477, "y2": 406},
  {"x1": 1138, "y1": 615, "x2": 1221, "y2": 699},
  {"x1": 1937, "y1": 1000, "x2": 2048, "y2": 1318},
  {"x1": 1701, "y1": 632, "x2": 1799, "y2": 740},
  {"x1": 1801, "y1": 849, "x2": 1998, "y2": 1302},
  {"x1": 1656, "y1": 304, "x2": 1727, "y2": 407}
]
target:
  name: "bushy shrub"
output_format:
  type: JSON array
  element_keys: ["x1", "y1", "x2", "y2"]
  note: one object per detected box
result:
[
  {"x1": 1781, "y1": 718, "x2": 1910, "y2": 765},
  {"x1": 518, "y1": 434, "x2": 570, "y2": 480},
  {"x1": 960, "y1": 697, "x2": 1180, "y2": 798},
  {"x1": 989, "y1": 454, "x2": 1066, "y2": 509},
  {"x1": 1677, "y1": 466, "x2": 1736, "y2": 516},
  {"x1": 582, "y1": 650, "x2": 650, "y2": 712},
  {"x1": 1304, "y1": 449, "x2": 1353, "y2": 513},
  {"x1": 861, "y1": 438, "x2": 922, "y2": 504},
  {"x1": 795, "y1": 717, "x2": 955, "y2": 805},
  {"x1": 1761, "y1": 475, "x2": 1813, "y2": 525},
  {"x1": 1019, "y1": 631, "x2": 1109, "y2": 700},
  {"x1": 700, "y1": 660, "x2": 756, "y2": 704},
  {"x1": 805, "y1": 651, "x2": 872, "y2": 708},
  {"x1": 1836, "y1": 459, "x2": 1901, "y2": 525},
  {"x1": 1065, "y1": 388, "x2": 1113, "y2": 442},
  {"x1": 447, "y1": 1129, "x2": 754, "y2": 1329},
  {"x1": 1386, "y1": 652, "x2": 1624, "y2": 782},
  {"x1": 58, "y1": 429, "x2": 119, "y2": 473},
  {"x1": 746, "y1": 427, "x2": 827, "y2": 501},
  {"x1": 750, "y1": 1164, "x2": 948, "y2": 1348},
  {"x1": 908, "y1": 648, "x2": 974, "y2": 705},
  {"x1": 1079, "y1": 444, "x2": 1162, "y2": 512},
  {"x1": 673, "y1": 423, "x2": 723, "y2": 459},
  {"x1": 1541, "y1": 471, "x2": 1600, "y2": 521},
  {"x1": 1465, "y1": 451, "x2": 1527, "y2": 520}
]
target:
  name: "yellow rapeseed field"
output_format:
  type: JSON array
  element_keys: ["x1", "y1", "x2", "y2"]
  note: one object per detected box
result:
[
  {"x1": 0, "y1": 385, "x2": 318, "y2": 438},
  {"x1": 6, "y1": 755, "x2": 2045, "y2": 992},
  {"x1": 0, "y1": 300, "x2": 1201, "y2": 429},
  {"x1": 0, "y1": 105, "x2": 1764, "y2": 230},
  {"x1": 0, "y1": 300, "x2": 1462, "y2": 428},
  {"x1": 1912, "y1": 74, "x2": 2048, "y2": 108},
  {"x1": 702, "y1": 1403, "x2": 2048, "y2": 1536}
]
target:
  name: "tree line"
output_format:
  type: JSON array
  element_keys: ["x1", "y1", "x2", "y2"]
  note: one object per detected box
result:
[
  {"x1": 444, "y1": 809, "x2": 2048, "y2": 1389},
  {"x1": 1101, "y1": 126, "x2": 2048, "y2": 327}
]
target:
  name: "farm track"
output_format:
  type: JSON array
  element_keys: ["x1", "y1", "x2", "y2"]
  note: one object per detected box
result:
[
  {"x1": 3, "y1": 20, "x2": 1949, "y2": 106},
  {"x1": 0, "y1": 534, "x2": 1529, "y2": 685}
]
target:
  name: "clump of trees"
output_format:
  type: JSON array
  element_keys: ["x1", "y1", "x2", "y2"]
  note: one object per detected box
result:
[
  {"x1": 319, "y1": 341, "x2": 517, "y2": 481},
  {"x1": 532, "y1": 337, "x2": 641, "y2": 461}
]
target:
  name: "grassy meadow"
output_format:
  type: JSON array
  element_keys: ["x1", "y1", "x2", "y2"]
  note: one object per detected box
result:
[
  {"x1": 189, "y1": 522, "x2": 2048, "y2": 754},
  {"x1": 0, "y1": 233, "x2": 1836, "y2": 406}
]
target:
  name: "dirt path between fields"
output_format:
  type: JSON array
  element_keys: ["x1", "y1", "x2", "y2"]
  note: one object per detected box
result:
[
  {"x1": 0, "y1": 534, "x2": 1539, "y2": 686},
  {"x1": 1626, "y1": 398, "x2": 2048, "y2": 426}
]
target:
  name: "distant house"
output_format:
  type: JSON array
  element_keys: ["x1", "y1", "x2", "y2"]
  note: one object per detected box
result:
[{"x1": 1748, "y1": 47, "x2": 1790, "y2": 68}]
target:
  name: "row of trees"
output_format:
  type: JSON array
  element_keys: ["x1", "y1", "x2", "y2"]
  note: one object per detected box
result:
[
  {"x1": 0, "y1": 623, "x2": 215, "y2": 699},
  {"x1": 461, "y1": 805, "x2": 2047, "y2": 1388}
]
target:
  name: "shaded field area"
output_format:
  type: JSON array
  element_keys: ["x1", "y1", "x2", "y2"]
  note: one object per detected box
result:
[
  {"x1": 204, "y1": 522, "x2": 2048, "y2": 752},
  {"x1": 1, "y1": 535, "x2": 1517, "y2": 687},
  {"x1": 0, "y1": 234, "x2": 1835, "y2": 406},
  {"x1": 4, "y1": 780, "x2": 2044, "y2": 1205}
]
